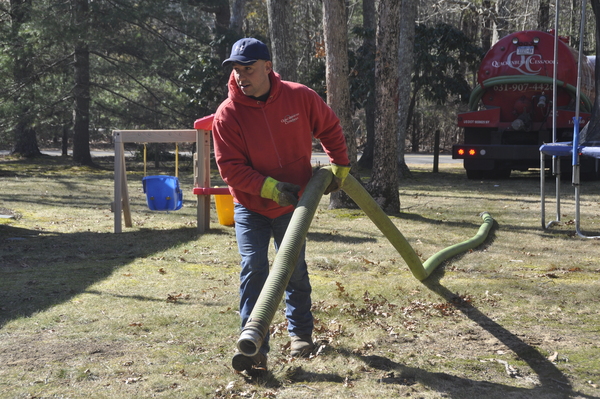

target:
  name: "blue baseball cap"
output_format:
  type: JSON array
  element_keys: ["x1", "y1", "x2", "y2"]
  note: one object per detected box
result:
[{"x1": 222, "y1": 38, "x2": 271, "y2": 67}]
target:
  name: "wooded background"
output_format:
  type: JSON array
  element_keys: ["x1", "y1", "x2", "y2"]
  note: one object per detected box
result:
[{"x1": 1, "y1": 0, "x2": 597, "y2": 210}]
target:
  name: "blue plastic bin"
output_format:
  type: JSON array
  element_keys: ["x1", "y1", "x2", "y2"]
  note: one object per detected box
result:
[{"x1": 142, "y1": 175, "x2": 183, "y2": 211}]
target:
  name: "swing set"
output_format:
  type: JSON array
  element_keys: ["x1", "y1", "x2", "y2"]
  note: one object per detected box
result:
[{"x1": 112, "y1": 114, "x2": 231, "y2": 233}]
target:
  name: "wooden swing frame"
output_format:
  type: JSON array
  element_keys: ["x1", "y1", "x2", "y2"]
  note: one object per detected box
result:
[{"x1": 113, "y1": 126, "x2": 212, "y2": 233}]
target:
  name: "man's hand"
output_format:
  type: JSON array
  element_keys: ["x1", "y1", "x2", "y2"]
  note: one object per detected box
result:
[
  {"x1": 260, "y1": 177, "x2": 301, "y2": 207},
  {"x1": 324, "y1": 164, "x2": 351, "y2": 195}
]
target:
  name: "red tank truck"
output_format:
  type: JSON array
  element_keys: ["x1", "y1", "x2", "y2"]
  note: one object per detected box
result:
[{"x1": 452, "y1": 30, "x2": 596, "y2": 179}]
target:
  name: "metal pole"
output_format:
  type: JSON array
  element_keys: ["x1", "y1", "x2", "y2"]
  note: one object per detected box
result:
[
  {"x1": 433, "y1": 130, "x2": 440, "y2": 173},
  {"x1": 540, "y1": 151, "x2": 546, "y2": 228},
  {"x1": 551, "y1": 0, "x2": 561, "y2": 225}
]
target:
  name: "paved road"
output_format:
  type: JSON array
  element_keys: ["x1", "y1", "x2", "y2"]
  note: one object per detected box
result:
[
  {"x1": 1, "y1": 149, "x2": 461, "y2": 165},
  {"x1": 311, "y1": 153, "x2": 461, "y2": 165}
]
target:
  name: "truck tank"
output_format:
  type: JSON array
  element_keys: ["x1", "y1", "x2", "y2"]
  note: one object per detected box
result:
[{"x1": 453, "y1": 30, "x2": 595, "y2": 179}]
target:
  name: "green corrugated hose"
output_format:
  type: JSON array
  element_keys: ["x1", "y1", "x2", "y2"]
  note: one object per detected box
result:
[
  {"x1": 236, "y1": 167, "x2": 494, "y2": 356},
  {"x1": 236, "y1": 168, "x2": 332, "y2": 357},
  {"x1": 468, "y1": 75, "x2": 592, "y2": 113}
]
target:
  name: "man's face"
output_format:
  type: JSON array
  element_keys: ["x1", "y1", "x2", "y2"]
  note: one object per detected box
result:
[{"x1": 232, "y1": 60, "x2": 272, "y2": 98}]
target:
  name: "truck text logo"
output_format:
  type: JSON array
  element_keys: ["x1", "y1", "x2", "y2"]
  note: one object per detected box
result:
[{"x1": 491, "y1": 52, "x2": 554, "y2": 75}]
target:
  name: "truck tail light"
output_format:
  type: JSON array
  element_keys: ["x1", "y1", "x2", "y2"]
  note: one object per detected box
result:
[
  {"x1": 456, "y1": 147, "x2": 477, "y2": 156},
  {"x1": 454, "y1": 147, "x2": 485, "y2": 157}
]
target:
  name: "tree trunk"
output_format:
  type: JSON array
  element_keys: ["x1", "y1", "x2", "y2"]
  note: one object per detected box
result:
[
  {"x1": 370, "y1": 0, "x2": 400, "y2": 213},
  {"x1": 267, "y1": 0, "x2": 297, "y2": 81},
  {"x1": 357, "y1": 0, "x2": 376, "y2": 169},
  {"x1": 494, "y1": 0, "x2": 510, "y2": 43},
  {"x1": 72, "y1": 0, "x2": 93, "y2": 166},
  {"x1": 73, "y1": 44, "x2": 93, "y2": 165},
  {"x1": 199, "y1": 0, "x2": 231, "y2": 61},
  {"x1": 213, "y1": 2, "x2": 230, "y2": 61},
  {"x1": 12, "y1": 126, "x2": 41, "y2": 158},
  {"x1": 460, "y1": 6, "x2": 478, "y2": 43},
  {"x1": 323, "y1": 0, "x2": 357, "y2": 209},
  {"x1": 396, "y1": 0, "x2": 416, "y2": 179},
  {"x1": 538, "y1": 0, "x2": 550, "y2": 31},
  {"x1": 571, "y1": 0, "x2": 579, "y2": 40},
  {"x1": 62, "y1": 124, "x2": 69, "y2": 156},
  {"x1": 9, "y1": 0, "x2": 41, "y2": 158},
  {"x1": 481, "y1": 0, "x2": 492, "y2": 51},
  {"x1": 230, "y1": 0, "x2": 246, "y2": 35}
]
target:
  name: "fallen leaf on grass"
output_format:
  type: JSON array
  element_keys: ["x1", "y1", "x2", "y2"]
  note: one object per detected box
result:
[
  {"x1": 167, "y1": 293, "x2": 182, "y2": 302},
  {"x1": 225, "y1": 380, "x2": 237, "y2": 391},
  {"x1": 354, "y1": 256, "x2": 375, "y2": 265},
  {"x1": 314, "y1": 343, "x2": 327, "y2": 357},
  {"x1": 343, "y1": 376, "x2": 354, "y2": 387},
  {"x1": 167, "y1": 293, "x2": 190, "y2": 303},
  {"x1": 495, "y1": 359, "x2": 521, "y2": 378},
  {"x1": 547, "y1": 351, "x2": 559, "y2": 362}
]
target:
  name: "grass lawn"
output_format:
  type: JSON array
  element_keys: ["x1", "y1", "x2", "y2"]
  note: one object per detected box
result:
[{"x1": 1, "y1": 153, "x2": 599, "y2": 398}]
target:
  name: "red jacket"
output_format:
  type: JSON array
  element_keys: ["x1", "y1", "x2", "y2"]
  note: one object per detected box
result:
[{"x1": 213, "y1": 70, "x2": 350, "y2": 218}]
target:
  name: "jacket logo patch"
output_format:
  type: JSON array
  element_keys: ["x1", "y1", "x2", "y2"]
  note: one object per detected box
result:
[{"x1": 281, "y1": 113, "x2": 300, "y2": 125}]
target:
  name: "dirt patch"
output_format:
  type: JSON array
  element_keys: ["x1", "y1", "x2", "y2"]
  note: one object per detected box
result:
[{"x1": 0, "y1": 331, "x2": 126, "y2": 368}]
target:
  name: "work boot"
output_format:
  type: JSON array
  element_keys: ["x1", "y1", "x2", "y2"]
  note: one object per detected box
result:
[
  {"x1": 231, "y1": 352, "x2": 268, "y2": 377},
  {"x1": 290, "y1": 335, "x2": 314, "y2": 357}
]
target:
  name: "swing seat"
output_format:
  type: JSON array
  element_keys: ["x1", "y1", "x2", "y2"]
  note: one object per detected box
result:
[{"x1": 142, "y1": 175, "x2": 183, "y2": 211}]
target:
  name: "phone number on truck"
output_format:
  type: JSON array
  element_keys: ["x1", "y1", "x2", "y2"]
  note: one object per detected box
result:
[{"x1": 493, "y1": 83, "x2": 552, "y2": 92}]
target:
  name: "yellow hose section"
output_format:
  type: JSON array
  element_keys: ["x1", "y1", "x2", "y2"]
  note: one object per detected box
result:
[{"x1": 341, "y1": 173, "x2": 428, "y2": 280}]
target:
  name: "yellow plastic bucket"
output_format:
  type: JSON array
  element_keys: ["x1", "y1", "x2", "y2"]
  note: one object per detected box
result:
[{"x1": 214, "y1": 192, "x2": 234, "y2": 226}]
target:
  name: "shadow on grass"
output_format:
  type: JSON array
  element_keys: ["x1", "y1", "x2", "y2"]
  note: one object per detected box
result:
[
  {"x1": 243, "y1": 365, "x2": 345, "y2": 389},
  {"x1": 307, "y1": 231, "x2": 377, "y2": 244},
  {"x1": 352, "y1": 351, "x2": 596, "y2": 399},
  {"x1": 420, "y1": 220, "x2": 593, "y2": 396},
  {"x1": 0, "y1": 224, "x2": 200, "y2": 328},
  {"x1": 330, "y1": 276, "x2": 600, "y2": 399},
  {"x1": 415, "y1": 272, "x2": 598, "y2": 399},
  {"x1": 313, "y1": 219, "x2": 597, "y2": 398}
]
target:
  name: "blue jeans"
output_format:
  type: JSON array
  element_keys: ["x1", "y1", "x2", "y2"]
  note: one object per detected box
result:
[{"x1": 234, "y1": 203, "x2": 314, "y2": 354}]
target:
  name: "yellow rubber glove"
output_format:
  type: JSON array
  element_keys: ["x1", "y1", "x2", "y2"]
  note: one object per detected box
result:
[
  {"x1": 260, "y1": 177, "x2": 301, "y2": 207},
  {"x1": 324, "y1": 164, "x2": 351, "y2": 194}
]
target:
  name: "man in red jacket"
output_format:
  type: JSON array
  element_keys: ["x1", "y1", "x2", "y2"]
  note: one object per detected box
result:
[{"x1": 213, "y1": 38, "x2": 350, "y2": 376}]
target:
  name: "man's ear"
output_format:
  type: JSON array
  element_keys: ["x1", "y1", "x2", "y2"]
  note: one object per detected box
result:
[{"x1": 265, "y1": 60, "x2": 273, "y2": 73}]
